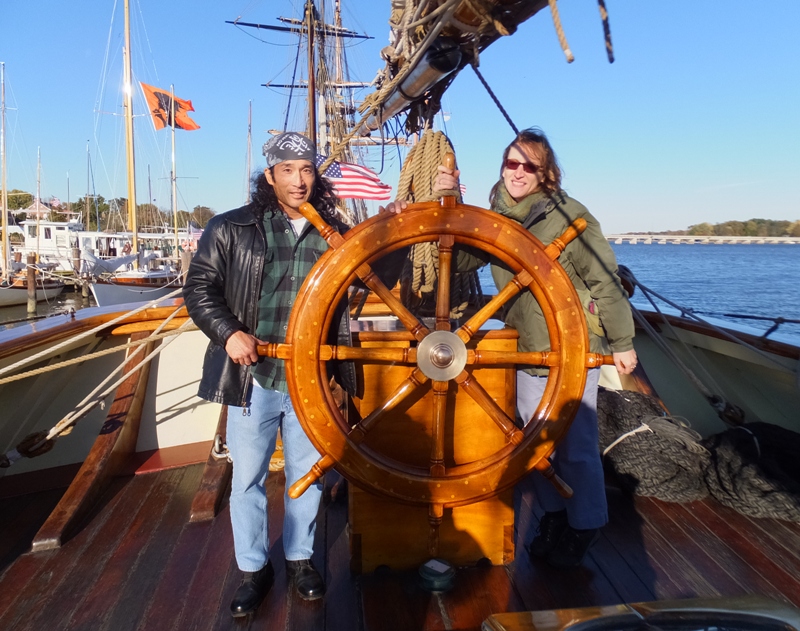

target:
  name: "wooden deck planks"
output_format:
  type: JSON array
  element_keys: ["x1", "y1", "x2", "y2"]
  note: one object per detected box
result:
[
  {"x1": 666, "y1": 500, "x2": 800, "y2": 606},
  {"x1": 135, "y1": 518, "x2": 217, "y2": 630},
  {"x1": 601, "y1": 488, "x2": 681, "y2": 600},
  {"x1": 0, "y1": 488, "x2": 64, "y2": 572},
  {"x1": 0, "y1": 475, "x2": 139, "y2": 631},
  {"x1": 27, "y1": 469, "x2": 184, "y2": 631},
  {"x1": 100, "y1": 465, "x2": 204, "y2": 631},
  {"x1": 1, "y1": 460, "x2": 799, "y2": 631}
]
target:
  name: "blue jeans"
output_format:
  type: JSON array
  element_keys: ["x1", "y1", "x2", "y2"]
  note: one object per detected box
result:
[
  {"x1": 227, "y1": 381, "x2": 323, "y2": 571},
  {"x1": 517, "y1": 369, "x2": 607, "y2": 530}
]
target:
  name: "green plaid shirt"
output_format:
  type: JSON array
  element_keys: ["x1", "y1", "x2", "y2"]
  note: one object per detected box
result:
[{"x1": 252, "y1": 211, "x2": 329, "y2": 393}]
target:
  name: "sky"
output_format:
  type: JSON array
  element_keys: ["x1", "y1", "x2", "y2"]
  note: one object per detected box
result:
[{"x1": 0, "y1": 0, "x2": 798, "y2": 234}]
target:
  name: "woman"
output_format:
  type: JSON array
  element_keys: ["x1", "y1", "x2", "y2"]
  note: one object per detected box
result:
[{"x1": 436, "y1": 128, "x2": 638, "y2": 568}]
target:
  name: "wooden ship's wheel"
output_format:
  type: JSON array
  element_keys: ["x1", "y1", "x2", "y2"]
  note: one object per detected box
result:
[{"x1": 259, "y1": 194, "x2": 610, "y2": 569}]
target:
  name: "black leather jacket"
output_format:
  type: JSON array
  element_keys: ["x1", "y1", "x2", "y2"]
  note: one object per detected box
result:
[
  {"x1": 183, "y1": 203, "x2": 267, "y2": 406},
  {"x1": 184, "y1": 202, "x2": 405, "y2": 407}
]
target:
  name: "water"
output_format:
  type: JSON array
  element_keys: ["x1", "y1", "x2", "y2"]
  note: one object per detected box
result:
[
  {"x1": 0, "y1": 290, "x2": 95, "y2": 331},
  {"x1": 613, "y1": 243, "x2": 800, "y2": 345},
  {"x1": 4, "y1": 244, "x2": 799, "y2": 345},
  {"x1": 478, "y1": 243, "x2": 800, "y2": 346}
]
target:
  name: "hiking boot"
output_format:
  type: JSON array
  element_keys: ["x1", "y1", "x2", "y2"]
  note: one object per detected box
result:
[
  {"x1": 528, "y1": 510, "x2": 568, "y2": 558},
  {"x1": 547, "y1": 526, "x2": 599, "y2": 568},
  {"x1": 286, "y1": 559, "x2": 326, "y2": 601},
  {"x1": 230, "y1": 561, "x2": 274, "y2": 617}
]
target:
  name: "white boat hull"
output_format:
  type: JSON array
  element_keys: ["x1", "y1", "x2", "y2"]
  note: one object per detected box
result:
[
  {"x1": 0, "y1": 284, "x2": 65, "y2": 307},
  {"x1": 90, "y1": 275, "x2": 181, "y2": 307}
]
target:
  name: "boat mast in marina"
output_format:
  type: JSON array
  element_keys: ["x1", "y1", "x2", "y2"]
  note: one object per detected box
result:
[
  {"x1": 122, "y1": 0, "x2": 138, "y2": 267},
  {"x1": 1, "y1": 62, "x2": 8, "y2": 280}
]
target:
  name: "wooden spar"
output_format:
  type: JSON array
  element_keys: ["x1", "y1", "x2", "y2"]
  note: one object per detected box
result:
[{"x1": 189, "y1": 406, "x2": 232, "y2": 522}]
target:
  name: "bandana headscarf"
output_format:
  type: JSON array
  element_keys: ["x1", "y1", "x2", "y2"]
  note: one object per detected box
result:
[{"x1": 262, "y1": 132, "x2": 316, "y2": 168}]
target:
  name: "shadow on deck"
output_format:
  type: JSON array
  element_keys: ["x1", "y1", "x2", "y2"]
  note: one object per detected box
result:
[{"x1": 0, "y1": 463, "x2": 798, "y2": 631}]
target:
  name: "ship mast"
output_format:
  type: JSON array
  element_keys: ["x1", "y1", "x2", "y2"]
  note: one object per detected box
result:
[
  {"x1": 245, "y1": 100, "x2": 252, "y2": 203},
  {"x1": 1, "y1": 62, "x2": 8, "y2": 279},
  {"x1": 170, "y1": 85, "x2": 179, "y2": 254},
  {"x1": 123, "y1": 0, "x2": 138, "y2": 266}
]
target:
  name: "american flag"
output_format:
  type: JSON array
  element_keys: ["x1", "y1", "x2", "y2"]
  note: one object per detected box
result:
[
  {"x1": 317, "y1": 157, "x2": 392, "y2": 201},
  {"x1": 188, "y1": 222, "x2": 204, "y2": 239}
]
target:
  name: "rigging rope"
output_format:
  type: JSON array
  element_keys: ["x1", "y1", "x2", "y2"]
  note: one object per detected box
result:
[
  {"x1": 0, "y1": 287, "x2": 184, "y2": 381},
  {"x1": 319, "y1": 0, "x2": 462, "y2": 172},
  {"x1": 470, "y1": 65, "x2": 519, "y2": 135},
  {"x1": 1, "y1": 309, "x2": 196, "y2": 468},
  {"x1": 597, "y1": 0, "x2": 615, "y2": 63},
  {"x1": 547, "y1": 0, "x2": 574, "y2": 63}
]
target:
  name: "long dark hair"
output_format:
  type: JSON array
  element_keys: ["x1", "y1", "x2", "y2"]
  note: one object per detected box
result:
[
  {"x1": 489, "y1": 127, "x2": 563, "y2": 205},
  {"x1": 250, "y1": 166, "x2": 341, "y2": 224}
]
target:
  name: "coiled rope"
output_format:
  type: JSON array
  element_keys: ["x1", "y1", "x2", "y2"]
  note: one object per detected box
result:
[
  {"x1": 702, "y1": 423, "x2": 800, "y2": 522},
  {"x1": 395, "y1": 130, "x2": 482, "y2": 319},
  {"x1": 597, "y1": 388, "x2": 711, "y2": 503}
]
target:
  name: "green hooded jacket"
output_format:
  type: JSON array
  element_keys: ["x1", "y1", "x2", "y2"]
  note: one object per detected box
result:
[{"x1": 456, "y1": 184, "x2": 635, "y2": 375}]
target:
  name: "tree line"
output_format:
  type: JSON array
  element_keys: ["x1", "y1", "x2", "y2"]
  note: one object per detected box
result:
[
  {"x1": 1, "y1": 188, "x2": 215, "y2": 232},
  {"x1": 685, "y1": 218, "x2": 800, "y2": 237}
]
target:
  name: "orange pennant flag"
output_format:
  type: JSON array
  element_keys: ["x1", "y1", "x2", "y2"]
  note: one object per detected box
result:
[{"x1": 140, "y1": 82, "x2": 200, "y2": 131}]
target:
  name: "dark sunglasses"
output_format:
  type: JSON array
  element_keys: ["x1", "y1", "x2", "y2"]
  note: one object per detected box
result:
[{"x1": 504, "y1": 159, "x2": 541, "y2": 174}]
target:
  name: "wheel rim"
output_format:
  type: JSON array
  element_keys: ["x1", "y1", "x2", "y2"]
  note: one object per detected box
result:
[{"x1": 286, "y1": 201, "x2": 591, "y2": 508}]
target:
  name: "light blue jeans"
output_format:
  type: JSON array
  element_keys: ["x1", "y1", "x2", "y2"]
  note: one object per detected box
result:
[
  {"x1": 226, "y1": 381, "x2": 323, "y2": 572},
  {"x1": 518, "y1": 368, "x2": 608, "y2": 530}
]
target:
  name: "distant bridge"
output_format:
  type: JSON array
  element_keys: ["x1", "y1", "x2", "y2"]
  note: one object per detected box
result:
[{"x1": 605, "y1": 234, "x2": 800, "y2": 245}]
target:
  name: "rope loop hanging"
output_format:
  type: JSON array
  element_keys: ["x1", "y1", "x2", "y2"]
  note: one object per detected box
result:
[{"x1": 547, "y1": 0, "x2": 574, "y2": 63}]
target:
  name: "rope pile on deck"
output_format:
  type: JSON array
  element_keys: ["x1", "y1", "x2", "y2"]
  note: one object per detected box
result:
[
  {"x1": 597, "y1": 268, "x2": 800, "y2": 522},
  {"x1": 598, "y1": 388, "x2": 711, "y2": 503}
]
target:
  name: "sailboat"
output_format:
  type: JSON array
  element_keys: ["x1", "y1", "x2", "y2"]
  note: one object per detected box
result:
[
  {"x1": 86, "y1": 5, "x2": 190, "y2": 308},
  {"x1": 0, "y1": 69, "x2": 65, "y2": 309},
  {"x1": 0, "y1": 2, "x2": 798, "y2": 630}
]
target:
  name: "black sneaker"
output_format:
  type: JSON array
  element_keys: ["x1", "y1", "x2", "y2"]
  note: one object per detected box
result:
[
  {"x1": 547, "y1": 526, "x2": 599, "y2": 568},
  {"x1": 528, "y1": 510, "x2": 568, "y2": 558}
]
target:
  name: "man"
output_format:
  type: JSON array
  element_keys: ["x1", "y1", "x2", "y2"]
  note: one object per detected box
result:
[{"x1": 183, "y1": 132, "x2": 345, "y2": 617}]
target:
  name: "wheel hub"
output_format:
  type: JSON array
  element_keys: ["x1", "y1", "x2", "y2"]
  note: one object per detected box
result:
[{"x1": 417, "y1": 330, "x2": 467, "y2": 381}]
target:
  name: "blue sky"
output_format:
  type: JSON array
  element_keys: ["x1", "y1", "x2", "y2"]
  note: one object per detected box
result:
[{"x1": 1, "y1": 0, "x2": 798, "y2": 233}]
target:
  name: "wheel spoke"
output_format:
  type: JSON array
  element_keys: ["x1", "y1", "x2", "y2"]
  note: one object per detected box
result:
[
  {"x1": 435, "y1": 235, "x2": 454, "y2": 331},
  {"x1": 466, "y1": 349, "x2": 559, "y2": 368},
  {"x1": 349, "y1": 368, "x2": 429, "y2": 444},
  {"x1": 454, "y1": 370, "x2": 523, "y2": 444},
  {"x1": 288, "y1": 454, "x2": 335, "y2": 499},
  {"x1": 318, "y1": 344, "x2": 417, "y2": 364},
  {"x1": 429, "y1": 380, "x2": 448, "y2": 476},
  {"x1": 455, "y1": 270, "x2": 533, "y2": 343},
  {"x1": 356, "y1": 264, "x2": 430, "y2": 341},
  {"x1": 534, "y1": 459, "x2": 574, "y2": 498}
]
